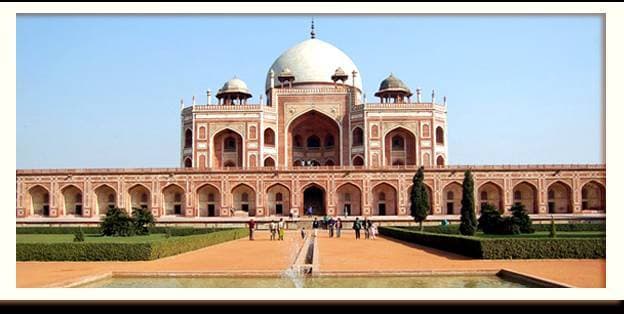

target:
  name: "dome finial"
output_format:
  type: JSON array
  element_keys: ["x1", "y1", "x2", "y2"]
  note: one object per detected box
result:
[{"x1": 310, "y1": 18, "x2": 316, "y2": 39}]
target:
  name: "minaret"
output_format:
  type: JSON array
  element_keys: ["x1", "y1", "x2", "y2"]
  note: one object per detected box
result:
[
  {"x1": 207, "y1": 89, "x2": 212, "y2": 105},
  {"x1": 431, "y1": 89, "x2": 436, "y2": 104},
  {"x1": 416, "y1": 88, "x2": 422, "y2": 103},
  {"x1": 180, "y1": 98, "x2": 184, "y2": 111}
]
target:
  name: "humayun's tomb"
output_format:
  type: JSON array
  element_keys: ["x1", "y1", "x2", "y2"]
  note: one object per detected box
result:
[{"x1": 16, "y1": 24, "x2": 606, "y2": 224}]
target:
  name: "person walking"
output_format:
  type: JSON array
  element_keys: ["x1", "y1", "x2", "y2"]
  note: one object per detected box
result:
[
  {"x1": 328, "y1": 216, "x2": 335, "y2": 238},
  {"x1": 353, "y1": 217, "x2": 362, "y2": 240},
  {"x1": 370, "y1": 222, "x2": 378, "y2": 240},
  {"x1": 336, "y1": 217, "x2": 343, "y2": 238},
  {"x1": 323, "y1": 214, "x2": 329, "y2": 230},
  {"x1": 300, "y1": 227, "x2": 306, "y2": 239},
  {"x1": 364, "y1": 217, "x2": 370, "y2": 239},
  {"x1": 248, "y1": 218, "x2": 256, "y2": 241},
  {"x1": 278, "y1": 218, "x2": 285, "y2": 241},
  {"x1": 312, "y1": 217, "x2": 320, "y2": 237},
  {"x1": 269, "y1": 220, "x2": 277, "y2": 241}
]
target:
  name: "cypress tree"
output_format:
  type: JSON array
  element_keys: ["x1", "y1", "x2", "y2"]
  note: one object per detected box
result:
[
  {"x1": 410, "y1": 166, "x2": 429, "y2": 231},
  {"x1": 459, "y1": 170, "x2": 478, "y2": 235}
]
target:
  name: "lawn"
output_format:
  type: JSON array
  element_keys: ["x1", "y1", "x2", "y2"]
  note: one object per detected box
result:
[{"x1": 16, "y1": 234, "x2": 168, "y2": 243}]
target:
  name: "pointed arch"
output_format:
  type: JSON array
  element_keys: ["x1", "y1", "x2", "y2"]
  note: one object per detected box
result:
[
  {"x1": 442, "y1": 181, "x2": 463, "y2": 215},
  {"x1": 232, "y1": 183, "x2": 256, "y2": 216},
  {"x1": 336, "y1": 182, "x2": 363, "y2": 216},
  {"x1": 547, "y1": 180, "x2": 573, "y2": 213},
  {"x1": 212, "y1": 127, "x2": 244, "y2": 168},
  {"x1": 128, "y1": 183, "x2": 151, "y2": 212},
  {"x1": 512, "y1": 181, "x2": 538, "y2": 214},
  {"x1": 61, "y1": 184, "x2": 83, "y2": 216},
  {"x1": 266, "y1": 183, "x2": 291, "y2": 216},
  {"x1": 197, "y1": 183, "x2": 221, "y2": 217},
  {"x1": 581, "y1": 180, "x2": 605, "y2": 212},
  {"x1": 27, "y1": 185, "x2": 50, "y2": 217},
  {"x1": 162, "y1": 183, "x2": 186, "y2": 216},
  {"x1": 93, "y1": 184, "x2": 117, "y2": 216},
  {"x1": 372, "y1": 183, "x2": 398, "y2": 215},
  {"x1": 383, "y1": 126, "x2": 416, "y2": 166},
  {"x1": 477, "y1": 181, "x2": 504, "y2": 213}
]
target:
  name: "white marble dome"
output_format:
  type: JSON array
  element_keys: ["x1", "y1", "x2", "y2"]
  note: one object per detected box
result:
[
  {"x1": 217, "y1": 77, "x2": 252, "y2": 97},
  {"x1": 265, "y1": 38, "x2": 363, "y2": 92}
]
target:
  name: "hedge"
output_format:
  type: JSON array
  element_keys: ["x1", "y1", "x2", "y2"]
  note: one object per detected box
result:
[
  {"x1": 16, "y1": 228, "x2": 248, "y2": 261},
  {"x1": 16, "y1": 226, "x2": 225, "y2": 236},
  {"x1": 405, "y1": 223, "x2": 605, "y2": 234},
  {"x1": 379, "y1": 226, "x2": 605, "y2": 259}
]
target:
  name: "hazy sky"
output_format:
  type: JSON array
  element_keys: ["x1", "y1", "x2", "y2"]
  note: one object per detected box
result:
[{"x1": 16, "y1": 15, "x2": 603, "y2": 169}]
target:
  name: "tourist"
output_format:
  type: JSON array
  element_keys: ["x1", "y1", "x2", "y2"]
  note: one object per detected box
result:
[
  {"x1": 248, "y1": 218, "x2": 256, "y2": 241},
  {"x1": 328, "y1": 216, "x2": 335, "y2": 237},
  {"x1": 364, "y1": 217, "x2": 370, "y2": 239},
  {"x1": 307, "y1": 205, "x2": 313, "y2": 217},
  {"x1": 367, "y1": 219, "x2": 374, "y2": 240},
  {"x1": 370, "y1": 222, "x2": 378, "y2": 240},
  {"x1": 278, "y1": 218, "x2": 285, "y2": 241},
  {"x1": 336, "y1": 217, "x2": 343, "y2": 238},
  {"x1": 323, "y1": 214, "x2": 329, "y2": 229},
  {"x1": 269, "y1": 220, "x2": 277, "y2": 241},
  {"x1": 312, "y1": 217, "x2": 320, "y2": 237},
  {"x1": 343, "y1": 205, "x2": 349, "y2": 218},
  {"x1": 300, "y1": 227, "x2": 306, "y2": 239},
  {"x1": 353, "y1": 217, "x2": 362, "y2": 240}
]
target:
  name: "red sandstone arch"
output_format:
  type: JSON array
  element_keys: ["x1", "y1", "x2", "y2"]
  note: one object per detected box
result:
[
  {"x1": 442, "y1": 182, "x2": 463, "y2": 215},
  {"x1": 288, "y1": 110, "x2": 341, "y2": 167},
  {"x1": 352, "y1": 127, "x2": 364, "y2": 147},
  {"x1": 266, "y1": 183, "x2": 291, "y2": 216},
  {"x1": 93, "y1": 184, "x2": 117, "y2": 216},
  {"x1": 27, "y1": 185, "x2": 50, "y2": 217},
  {"x1": 581, "y1": 180, "x2": 605, "y2": 212},
  {"x1": 436, "y1": 155, "x2": 445, "y2": 167},
  {"x1": 213, "y1": 128, "x2": 243, "y2": 168},
  {"x1": 384, "y1": 127, "x2": 416, "y2": 166},
  {"x1": 352, "y1": 155, "x2": 364, "y2": 166},
  {"x1": 162, "y1": 184, "x2": 186, "y2": 216},
  {"x1": 184, "y1": 157, "x2": 192, "y2": 168},
  {"x1": 372, "y1": 183, "x2": 398, "y2": 216},
  {"x1": 336, "y1": 183, "x2": 362, "y2": 216},
  {"x1": 301, "y1": 183, "x2": 327, "y2": 216},
  {"x1": 61, "y1": 184, "x2": 83, "y2": 216},
  {"x1": 196, "y1": 183, "x2": 220, "y2": 217},
  {"x1": 231, "y1": 183, "x2": 256, "y2": 216},
  {"x1": 264, "y1": 128, "x2": 275, "y2": 146},
  {"x1": 128, "y1": 184, "x2": 151, "y2": 212},
  {"x1": 264, "y1": 156, "x2": 276, "y2": 167},
  {"x1": 547, "y1": 181, "x2": 573, "y2": 213},
  {"x1": 184, "y1": 129, "x2": 192, "y2": 148},
  {"x1": 477, "y1": 181, "x2": 504, "y2": 213},
  {"x1": 512, "y1": 181, "x2": 538, "y2": 214},
  {"x1": 436, "y1": 126, "x2": 444, "y2": 145}
]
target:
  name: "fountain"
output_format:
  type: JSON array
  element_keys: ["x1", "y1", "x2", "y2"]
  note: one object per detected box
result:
[{"x1": 279, "y1": 231, "x2": 314, "y2": 288}]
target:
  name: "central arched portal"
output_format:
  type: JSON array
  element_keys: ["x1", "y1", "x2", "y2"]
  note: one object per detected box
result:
[
  {"x1": 288, "y1": 110, "x2": 340, "y2": 167},
  {"x1": 303, "y1": 185, "x2": 326, "y2": 216}
]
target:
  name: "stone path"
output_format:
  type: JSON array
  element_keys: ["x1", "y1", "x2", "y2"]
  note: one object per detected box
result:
[{"x1": 16, "y1": 230, "x2": 605, "y2": 288}]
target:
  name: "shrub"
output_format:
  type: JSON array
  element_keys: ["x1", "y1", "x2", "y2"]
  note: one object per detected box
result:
[
  {"x1": 73, "y1": 228, "x2": 85, "y2": 242},
  {"x1": 132, "y1": 207, "x2": 155, "y2": 235},
  {"x1": 511, "y1": 204, "x2": 534, "y2": 234},
  {"x1": 164, "y1": 227, "x2": 172, "y2": 238},
  {"x1": 100, "y1": 208, "x2": 134, "y2": 237},
  {"x1": 17, "y1": 228, "x2": 248, "y2": 261},
  {"x1": 477, "y1": 204, "x2": 502, "y2": 234},
  {"x1": 379, "y1": 226, "x2": 605, "y2": 259}
]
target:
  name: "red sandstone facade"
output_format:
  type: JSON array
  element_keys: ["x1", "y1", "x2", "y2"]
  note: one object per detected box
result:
[{"x1": 15, "y1": 31, "x2": 606, "y2": 221}]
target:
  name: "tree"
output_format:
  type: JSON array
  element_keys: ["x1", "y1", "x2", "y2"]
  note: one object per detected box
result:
[
  {"x1": 101, "y1": 207, "x2": 133, "y2": 237},
  {"x1": 477, "y1": 203, "x2": 502, "y2": 234},
  {"x1": 459, "y1": 170, "x2": 478, "y2": 236},
  {"x1": 409, "y1": 166, "x2": 430, "y2": 231},
  {"x1": 132, "y1": 207, "x2": 155, "y2": 235},
  {"x1": 73, "y1": 227, "x2": 85, "y2": 242}
]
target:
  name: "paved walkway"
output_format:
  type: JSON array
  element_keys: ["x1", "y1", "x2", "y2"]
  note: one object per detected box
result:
[
  {"x1": 17, "y1": 230, "x2": 605, "y2": 288},
  {"x1": 315, "y1": 231, "x2": 605, "y2": 288}
]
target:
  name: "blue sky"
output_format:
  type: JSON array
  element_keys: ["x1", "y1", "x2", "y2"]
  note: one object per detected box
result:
[{"x1": 16, "y1": 15, "x2": 603, "y2": 168}]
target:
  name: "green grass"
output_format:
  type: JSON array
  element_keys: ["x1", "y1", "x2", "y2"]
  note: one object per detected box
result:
[
  {"x1": 473, "y1": 231, "x2": 605, "y2": 239},
  {"x1": 16, "y1": 234, "x2": 168, "y2": 243}
]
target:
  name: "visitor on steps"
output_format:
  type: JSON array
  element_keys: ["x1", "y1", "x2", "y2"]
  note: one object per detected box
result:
[
  {"x1": 307, "y1": 205, "x2": 313, "y2": 217},
  {"x1": 278, "y1": 218, "x2": 285, "y2": 241},
  {"x1": 269, "y1": 220, "x2": 277, "y2": 241},
  {"x1": 353, "y1": 217, "x2": 362, "y2": 240},
  {"x1": 336, "y1": 217, "x2": 343, "y2": 238},
  {"x1": 248, "y1": 218, "x2": 256, "y2": 241},
  {"x1": 343, "y1": 204, "x2": 349, "y2": 218},
  {"x1": 312, "y1": 217, "x2": 320, "y2": 237}
]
